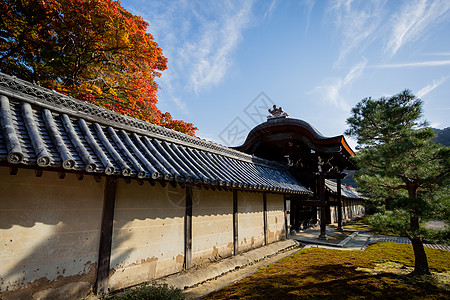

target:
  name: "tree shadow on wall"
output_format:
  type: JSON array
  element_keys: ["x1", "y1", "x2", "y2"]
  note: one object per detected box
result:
[{"x1": 0, "y1": 173, "x2": 136, "y2": 299}]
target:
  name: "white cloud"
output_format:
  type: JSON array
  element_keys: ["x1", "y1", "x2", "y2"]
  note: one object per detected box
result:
[
  {"x1": 301, "y1": 0, "x2": 316, "y2": 35},
  {"x1": 427, "y1": 52, "x2": 450, "y2": 56},
  {"x1": 325, "y1": 0, "x2": 450, "y2": 65},
  {"x1": 263, "y1": 0, "x2": 277, "y2": 20},
  {"x1": 186, "y1": 2, "x2": 254, "y2": 94},
  {"x1": 126, "y1": 0, "x2": 255, "y2": 112},
  {"x1": 308, "y1": 59, "x2": 367, "y2": 110},
  {"x1": 417, "y1": 77, "x2": 448, "y2": 98},
  {"x1": 385, "y1": 0, "x2": 450, "y2": 56},
  {"x1": 372, "y1": 60, "x2": 450, "y2": 68},
  {"x1": 342, "y1": 59, "x2": 366, "y2": 85},
  {"x1": 327, "y1": 0, "x2": 386, "y2": 65}
]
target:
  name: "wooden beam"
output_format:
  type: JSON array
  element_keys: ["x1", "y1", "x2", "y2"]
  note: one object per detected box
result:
[
  {"x1": 95, "y1": 177, "x2": 117, "y2": 295},
  {"x1": 294, "y1": 200, "x2": 328, "y2": 207},
  {"x1": 263, "y1": 193, "x2": 268, "y2": 245},
  {"x1": 233, "y1": 190, "x2": 238, "y2": 255},
  {"x1": 35, "y1": 169, "x2": 43, "y2": 177},
  {"x1": 184, "y1": 185, "x2": 193, "y2": 270}
]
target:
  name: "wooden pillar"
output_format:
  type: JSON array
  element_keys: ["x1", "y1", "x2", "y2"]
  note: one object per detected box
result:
[
  {"x1": 263, "y1": 193, "x2": 268, "y2": 245},
  {"x1": 337, "y1": 175, "x2": 343, "y2": 231},
  {"x1": 233, "y1": 190, "x2": 239, "y2": 255},
  {"x1": 95, "y1": 177, "x2": 117, "y2": 295},
  {"x1": 184, "y1": 185, "x2": 193, "y2": 269},
  {"x1": 319, "y1": 172, "x2": 327, "y2": 239}
]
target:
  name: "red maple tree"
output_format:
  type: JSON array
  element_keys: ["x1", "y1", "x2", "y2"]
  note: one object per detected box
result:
[{"x1": 0, "y1": 0, "x2": 197, "y2": 135}]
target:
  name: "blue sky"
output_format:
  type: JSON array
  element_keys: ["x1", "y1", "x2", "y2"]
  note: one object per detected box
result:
[{"x1": 121, "y1": 0, "x2": 450, "y2": 150}]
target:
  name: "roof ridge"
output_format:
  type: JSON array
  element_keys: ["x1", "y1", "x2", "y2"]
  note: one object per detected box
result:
[{"x1": 0, "y1": 72, "x2": 286, "y2": 170}]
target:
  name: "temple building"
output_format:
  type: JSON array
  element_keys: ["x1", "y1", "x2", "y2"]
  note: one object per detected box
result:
[
  {"x1": 235, "y1": 106, "x2": 360, "y2": 236},
  {"x1": 0, "y1": 73, "x2": 363, "y2": 299}
]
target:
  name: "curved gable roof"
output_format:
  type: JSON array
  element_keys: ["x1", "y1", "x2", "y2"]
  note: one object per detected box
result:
[
  {"x1": 234, "y1": 117, "x2": 357, "y2": 172},
  {"x1": 236, "y1": 118, "x2": 355, "y2": 157}
]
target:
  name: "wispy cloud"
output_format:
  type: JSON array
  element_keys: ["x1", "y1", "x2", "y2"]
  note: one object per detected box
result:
[
  {"x1": 301, "y1": 0, "x2": 315, "y2": 36},
  {"x1": 186, "y1": 2, "x2": 254, "y2": 94},
  {"x1": 326, "y1": 0, "x2": 450, "y2": 64},
  {"x1": 429, "y1": 122, "x2": 441, "y2": 128},
  {"x1": 417, "y1": 77, "x2": 448, "y2": 98},
  {"x1": 426, "y1": 52, "x2": 450, "y2": 56},
  {"x1": 126, "y1": 0, "x2": 255, "y2": 112},
  {"x1": 263, "y1": 0, "x2": 277, "y2": 20},
  {"x1": 385, "y1": 0, "x2": 450, "y2": 56},
  {"x1": 372, "y1": 60, "x2": 450, "y2": 68},
  {"x1": 327, "y1": 0, "x2": 386, "y2": 65},
  {"x1": 308, "y1": 59, "x2": 367, "y2": 110}
]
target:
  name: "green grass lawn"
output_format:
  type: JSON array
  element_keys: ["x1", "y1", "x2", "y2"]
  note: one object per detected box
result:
[{"x1": 204, "y1": 243, "x2": 450, "y2": 299}]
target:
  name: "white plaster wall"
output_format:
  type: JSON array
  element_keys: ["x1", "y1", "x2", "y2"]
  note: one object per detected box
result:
[
  {"x1": 355, "y1": 201, "x2": 365, "y2": 217},
  {"x1": 238, "y1": 192, "x2": 264, "y2": 252},
  {"x1": 192, "y1": 189, "x2": 233, "y2": 266},
  {"x1": 109, "y1": 181, "x2": 185, "y2": 291},
  {"x1": 343, "y1": 199, "x2": 350, "y2": 220},
  {"x1": 0, "y1": 167, "x2": 103, "y2": 299},
  {"x1": 338, "y1": 199, "x2": 366, "y2": 222},
  {"x1": 330, "y1": 205, "x2": 337, "y2": 224},
  {"x1": 348, "y1": 199, "x2": 354, "y2": 219},
  {"x1": 266, "y1": 194, "x2": 286, "y2": 244}
]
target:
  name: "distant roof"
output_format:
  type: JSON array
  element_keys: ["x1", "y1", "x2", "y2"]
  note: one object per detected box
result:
[
  {"x1": 325, "y1": 179, "x2": 362, "y2": 199},
  {"x1": 0, "y1": 72, "x2": 311, "y2": 195}
]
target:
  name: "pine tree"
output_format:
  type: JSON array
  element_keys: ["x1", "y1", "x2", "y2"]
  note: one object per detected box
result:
[{"x1": 346, "y1": 90, "x2": 450, "y2": 275}]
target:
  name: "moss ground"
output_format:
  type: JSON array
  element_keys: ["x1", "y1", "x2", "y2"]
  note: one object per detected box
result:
[
  {"x1": 205, "y1": 243, "x2": 450, "y2": 299},
  {"x1": 343, "y1": 217, "x2": 373, "y2": 231}
]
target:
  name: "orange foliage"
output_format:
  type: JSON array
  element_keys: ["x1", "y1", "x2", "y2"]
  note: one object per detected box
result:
[{"x1": 0, "y1": 0, "x2": 197, "y2": 135}]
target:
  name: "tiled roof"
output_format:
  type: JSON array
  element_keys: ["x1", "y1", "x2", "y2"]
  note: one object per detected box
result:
[
  {"x1": 0, "y1": 72, "x2": 311, "y2": 194},
  {"x1": 325, "y1": 179, "x2": 362, "y2": 199}
]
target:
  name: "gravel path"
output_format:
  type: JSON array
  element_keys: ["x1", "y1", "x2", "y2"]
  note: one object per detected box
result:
[{"x1": 369, "y1": 236, "x2": 450, "y2": 251}]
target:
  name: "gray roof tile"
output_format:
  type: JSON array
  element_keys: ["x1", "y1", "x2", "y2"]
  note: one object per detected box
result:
[
  {"x1": 0, "y1": 72, "x2": 311, "y2": 195},
  {"x1": 325, "y1": 179, "x2": 362, "y2": 199}
]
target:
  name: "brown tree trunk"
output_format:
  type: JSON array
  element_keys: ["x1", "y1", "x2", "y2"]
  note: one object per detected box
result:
[
  {"x1": 385, "y1": 197, "x2": 392, "y2": 210},
  {"x1": 408, "y1": 185, "x2": 430, "y2": 275},
  {"x1": 410, "y1": 236, "x2": 430, "y2": 275}
]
